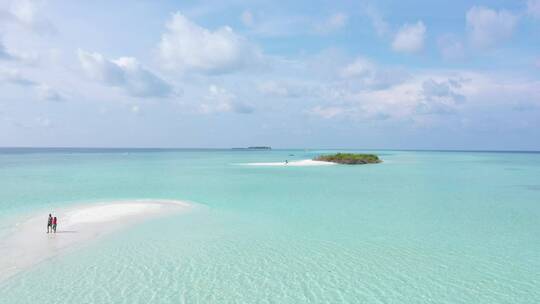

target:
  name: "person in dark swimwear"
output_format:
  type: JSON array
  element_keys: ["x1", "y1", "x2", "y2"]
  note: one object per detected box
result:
[
  {"x1": 47, "y1": 214, "x2": 52, "y2": 233},
  {"x1": 52, "y1": 216, "x2": 57, "y2": 233}
]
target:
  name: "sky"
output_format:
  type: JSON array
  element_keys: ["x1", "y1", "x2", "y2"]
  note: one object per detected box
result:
[{"x1": 0, "y1": 0, "x2": 539, "y2": 150}]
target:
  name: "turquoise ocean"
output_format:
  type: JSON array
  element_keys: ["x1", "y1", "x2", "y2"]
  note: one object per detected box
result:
[{"x1": 0, "y1": 148, "x2": 538, "y2": 303}]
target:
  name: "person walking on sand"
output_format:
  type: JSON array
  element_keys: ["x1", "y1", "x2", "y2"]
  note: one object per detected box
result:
[
  {"x1": 47, "y1": 214, "x2": 52, "y2": 233},
  {"x1": 52, "y1": 216, "x2": 57, "y2": 233}
]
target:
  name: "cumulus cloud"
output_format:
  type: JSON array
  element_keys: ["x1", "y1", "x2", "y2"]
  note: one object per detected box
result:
[
  {"x1": 0, "y1": 0, "x2": 55, "y2": 34},
  {"x1": 306, "y1": 71, "x2": 480, "y2": 122},
  {"x1": 339, "y1": 56, "x2": 410, "y2": 90},
  {"x1": 200, "y1": 85, "x2": 254, "y2": 114},
  {"x1": 0, "y1": 39, "x2": 38, "y2": 64},
  {"x1": 10, "y1": 0, "x2": 38, "y2": 24},
  {"x1": 466, "y1": 6, "x2": 517, "y2": 49},
  {"x1": 0, "y1": 69, "x2": 63, "y2": 101},
  {"x1": 157, "y1": 12, "x2": 262, "y2": 74},
  {"x1": 78, "y1": 50, "x2": 173, "y2": 98},
  {"x1": 0, "y1": 41, "x2": 16, "y2": 60},
  {"x1": 417, "y1": 78, "x2": 466, "y2": 114},
  {"x1": 0, "y1": 69, "x2": 35, "y2": 86},
  {"x1": 315, "y1": 13, "x2": 348, "y2": 34},
  {"x1": 528, "y1": 0, "x2": 540, "y2": 18},
  {"x1": 339, "y1": 56, "x2": 375, "y2": 79},
  {"x1": 392, "y1": 21, "x2": 426, "y2": 53}
]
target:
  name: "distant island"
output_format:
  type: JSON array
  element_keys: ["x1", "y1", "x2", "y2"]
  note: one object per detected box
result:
[
  {"x1": 232, "y1": 146, "x2": 272, "y2": 150},
  {"x1": 314, "y1": 153, "x2": 381, "y2": 165}
]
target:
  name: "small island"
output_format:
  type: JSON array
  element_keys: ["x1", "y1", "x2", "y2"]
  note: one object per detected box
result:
[
  {"x1": 232, "y1": 146, "x2": 272, "y2": 150},
  {"x1": 314, "y1": 153, "x2": 382, "y2": 165}
]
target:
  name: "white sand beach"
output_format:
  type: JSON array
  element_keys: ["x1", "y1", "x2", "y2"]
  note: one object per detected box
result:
[
  {"x1": 242, "y1": 159, "x2": 336, "y2": 166},
  {"x1": 0, "y1": 200, "x2": 192, "y2": 282}
]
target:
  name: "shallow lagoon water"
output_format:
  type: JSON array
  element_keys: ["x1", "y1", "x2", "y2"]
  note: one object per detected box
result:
[{"x1": 0, "y1": 149, "x2": 539, "y2": 303}]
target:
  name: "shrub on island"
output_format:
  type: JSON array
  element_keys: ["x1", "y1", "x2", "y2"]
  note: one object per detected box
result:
[{"x1": 314, "y1": 153, "x2": 381, "y2": 165}]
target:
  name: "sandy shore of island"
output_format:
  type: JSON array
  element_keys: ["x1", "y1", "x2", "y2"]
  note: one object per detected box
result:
[
  {"x1": 242, "y1": 159, "x2": 336, "y2": 167},
  {"x1": 0, "y1": 199, "x2": 192, "y2": 282}
]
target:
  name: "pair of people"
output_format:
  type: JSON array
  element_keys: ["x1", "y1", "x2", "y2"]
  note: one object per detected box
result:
[{"x1": 47, "y1": 214, "x2": 58, "y2": 233}]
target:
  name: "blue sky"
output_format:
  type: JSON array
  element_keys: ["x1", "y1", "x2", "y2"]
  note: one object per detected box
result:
[{"x1": 0, "y1": 0, "x2": 539, "y2": 149}]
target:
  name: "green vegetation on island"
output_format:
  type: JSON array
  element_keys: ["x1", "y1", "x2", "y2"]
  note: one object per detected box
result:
[{"x1": 314, "y1": 153, "x2": 382, "y2": 165}]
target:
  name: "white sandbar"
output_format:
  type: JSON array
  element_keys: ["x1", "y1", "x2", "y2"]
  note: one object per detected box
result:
[
  {"x1": 0, "y1": 199, "x2": 192, "y2": 282},
  {"x1": 242, "y1": 159, "x2": 336, "y2": 167}
]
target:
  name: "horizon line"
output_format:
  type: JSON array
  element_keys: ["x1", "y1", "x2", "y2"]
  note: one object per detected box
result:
[{"x1": 0, "y1": 146, "x2": 539, "y2": 153}]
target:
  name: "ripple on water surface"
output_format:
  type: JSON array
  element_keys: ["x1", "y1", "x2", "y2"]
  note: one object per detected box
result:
[{"x1": 1, "y1": 216, "x2": 538, "y2": 304}]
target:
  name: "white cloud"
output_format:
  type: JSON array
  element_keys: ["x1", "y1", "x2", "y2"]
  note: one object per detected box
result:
[
  {"x1": 339, "y1": 56, "x2": 376, "y2": 79},
  {"x1": 157, "y1": 12, "x2": 262, "y2": 74},
  {"x1": 78, "y1": 50, "x2": 173, "y2": 98},
  {"x1": 392, "y1": 21, "x2": 426, "y2": 53},
  {"x1": 466, "y1": 6, "x2": 517, "y2": 49},
  {"x1": 528, "y1": 0, "x2": 540, "y2": 18},
  {"x1": 0, "y1": 69, "x2": 35, "y2": 86},
  {"x1": 315, "y1": 13, "x2": 348, "y2": 34},
  {"x1": 10, "y1": 0, "x2": 37, "y2": 24},
  {"x1": 339, "y1": 56, "x2": 410, "y2": 89},
  {"x1": 306, "y1": 70, "x2": 498, "y2": 122},
  {"x1": 0, "y1": 68, "x2": 63, "y2": 101},
  {"x1": 0, "y1": 38, "x2": 41, "y2": 64},
  {"x1": 306, "y1": 67, "x2": 540, "y2": 127},
  {"x1": 200, "y1": 85, "x2": 254, "y2": 114},
  {"x1": 0, "y1": 41, "x2": 16, "y2": 60},
  {"x1": 78, "y1": 51, "x2": 124, "y2": 85},
  {"x1": 363, "y1": 7, "x2": 390, "y2": 38},
  {"x1": 1, "y1": 0, "x2": 55, "y2": 34},
  {"x1": 417, "y1": 78, "x2": 466, "y2": 114}
]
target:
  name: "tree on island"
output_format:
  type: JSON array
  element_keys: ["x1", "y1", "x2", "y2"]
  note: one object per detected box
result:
[{"x1": 314, "y1": 153, "x2": 381, "y2": 165}]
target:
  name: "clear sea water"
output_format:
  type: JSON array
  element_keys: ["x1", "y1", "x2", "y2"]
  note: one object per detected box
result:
[{"x1": 0, "y1": 148, "x2": 539, "y2": 303}]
